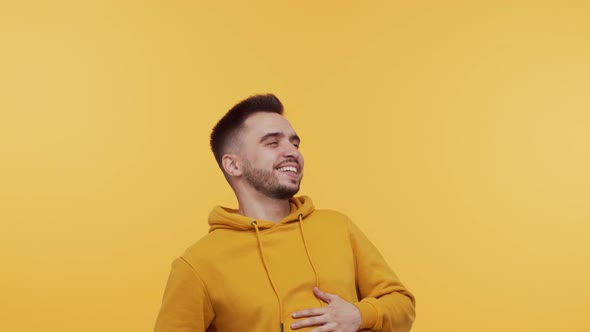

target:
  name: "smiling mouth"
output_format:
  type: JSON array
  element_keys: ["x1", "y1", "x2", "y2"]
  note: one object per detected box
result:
[{"x1": 276, "y1": 166, "x2": 298, "y2": 174}]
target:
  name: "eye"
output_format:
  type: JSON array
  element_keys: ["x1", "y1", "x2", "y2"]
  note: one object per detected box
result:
[{"x1": 266, "y1": 141, "x2": 278, "y2": 147}]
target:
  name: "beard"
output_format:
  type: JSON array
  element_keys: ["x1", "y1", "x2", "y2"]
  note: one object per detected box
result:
[{"x1": 242, "y1": 160, "x2": 301, "y2": 200}]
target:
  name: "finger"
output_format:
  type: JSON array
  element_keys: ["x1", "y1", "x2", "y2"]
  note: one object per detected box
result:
[
  {"x1": 309, "y1": 322, "x2": 337, "y2": 332},
  {"x1": 290, "y1": 315, "x2": 328, "y2": 329},
  {"x1": 292, "y1": 307, "x2": 326, "y2": 318},
  {"x1": 313, "y1": 287, "x2": 338, "y2": 303}
]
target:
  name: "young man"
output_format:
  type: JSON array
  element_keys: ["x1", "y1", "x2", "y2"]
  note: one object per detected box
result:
[{"x1": 154, "y1": 94, "x2": 416, "y2": 332}]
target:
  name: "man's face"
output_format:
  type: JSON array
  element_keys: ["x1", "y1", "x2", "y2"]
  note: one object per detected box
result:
[{"x1": 237, "y1": 112, "x2": 304, "y2": 199}]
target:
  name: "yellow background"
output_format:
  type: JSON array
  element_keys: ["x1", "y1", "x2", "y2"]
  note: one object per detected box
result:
[{"x1": 1, "y1": 1, "x2": 589, "y2": 331}]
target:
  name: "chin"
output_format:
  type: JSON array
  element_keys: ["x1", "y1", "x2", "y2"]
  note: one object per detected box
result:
[
  {"x1": 281, "y1": 183, "x2": 300, "y2": 194},
  {"x1": 285, "y1": 181, "x2": 301, "y2": 191}
]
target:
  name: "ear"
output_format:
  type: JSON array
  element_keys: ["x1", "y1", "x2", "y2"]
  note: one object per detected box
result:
[{"x1": 222, "y1": 154, "x2": 243, "y2": 177}]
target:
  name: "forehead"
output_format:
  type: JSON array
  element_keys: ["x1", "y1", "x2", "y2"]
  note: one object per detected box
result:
[{"x1": 242, "y1": 112, "x2": 297, "y2": 138}]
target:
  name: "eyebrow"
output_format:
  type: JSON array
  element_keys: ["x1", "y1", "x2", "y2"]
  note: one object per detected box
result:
[{"x1": 259, "y1": 132, "x2": 301, "y2": 144}]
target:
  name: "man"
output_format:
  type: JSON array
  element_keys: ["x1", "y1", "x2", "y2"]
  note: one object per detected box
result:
[{"x1": 154, "y1": 94, "x2": 416, "y2": 332}]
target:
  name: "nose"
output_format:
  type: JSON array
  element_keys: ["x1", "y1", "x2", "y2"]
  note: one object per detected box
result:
[{"x1": 283, "y1": 142, "x2": 301, "y2": 159}]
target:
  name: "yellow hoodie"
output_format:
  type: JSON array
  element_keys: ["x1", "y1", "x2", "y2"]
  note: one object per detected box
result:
[{"x1": 154, "y1": 196, "x2": 415, "y2": 332}]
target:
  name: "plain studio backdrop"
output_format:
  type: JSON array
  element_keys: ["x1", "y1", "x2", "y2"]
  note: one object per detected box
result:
[{"x1": 1, "y1": 1, "x2": 589, "y2": 331}]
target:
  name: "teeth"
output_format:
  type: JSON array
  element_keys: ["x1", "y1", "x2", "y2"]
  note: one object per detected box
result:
[{"x1": 277, "y1": 166, "x2": 297, "y2": 173}]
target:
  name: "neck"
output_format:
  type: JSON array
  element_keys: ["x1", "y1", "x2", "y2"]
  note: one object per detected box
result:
[{"x1": 235, "y1": 187, "x2": 292, "y2": 223}]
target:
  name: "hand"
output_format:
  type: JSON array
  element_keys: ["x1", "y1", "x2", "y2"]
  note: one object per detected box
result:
[{"x1": 290, "y1": 287, "x2": 361, "y2": 332}]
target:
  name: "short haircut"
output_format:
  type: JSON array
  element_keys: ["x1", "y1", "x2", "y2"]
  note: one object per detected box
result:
[{"x1": 210, "y1": 94, "x2": 284, "y2": 167}]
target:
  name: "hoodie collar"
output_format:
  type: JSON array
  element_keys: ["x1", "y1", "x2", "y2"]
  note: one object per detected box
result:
[{"x1": 208, "y1": 196, "x2": 315, "y2": 232}]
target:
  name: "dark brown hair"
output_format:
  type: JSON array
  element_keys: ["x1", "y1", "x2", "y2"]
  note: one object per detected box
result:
[{"x1": 210, "y1": 94, "x2": 284, "y2": 167}]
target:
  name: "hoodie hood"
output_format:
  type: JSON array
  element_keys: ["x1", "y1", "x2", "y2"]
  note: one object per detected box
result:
[{"x1": 208, "y1": 195, "x2": 315, "y2": 232}]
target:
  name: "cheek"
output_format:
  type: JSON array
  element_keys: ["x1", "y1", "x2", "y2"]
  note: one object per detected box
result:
[{"x1": 252, "y1": 150, "x2": 278, "y2": 166}]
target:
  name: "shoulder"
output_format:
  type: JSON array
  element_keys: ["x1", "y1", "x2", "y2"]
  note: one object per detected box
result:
[
  {"x1": 177, "y1": 232, "x2": 222, "y2": 268},
  {"x1": 306, "y1": 209, "x2": 355, "y2": 231},
  {"x1": 308, "y1": 209, "x2": 370, "y2": 237},
  {"x1": 309, "y1": 208, "x2": 350, "y2": 221}
]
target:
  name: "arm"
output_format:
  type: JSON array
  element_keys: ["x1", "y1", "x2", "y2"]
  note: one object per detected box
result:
[
  {"x1": 154, "y1": 257, "x2": 214, "y2": 332},
  {"x1": 348, "y1": 220, "x2": 416, "y2": 332}
]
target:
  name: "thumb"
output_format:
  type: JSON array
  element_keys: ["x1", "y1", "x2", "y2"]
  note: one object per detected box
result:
[{"x1": 313, "y1": 287, "x2": 337, "y2": 303}]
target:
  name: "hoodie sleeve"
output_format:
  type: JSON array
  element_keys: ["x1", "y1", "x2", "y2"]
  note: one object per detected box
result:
[
  {"x1": 154, "y1": 257, "x2": 214, "y2": 332},
  {"x1": 348, "y1": 220, "x2": 416, "y2": 332}
]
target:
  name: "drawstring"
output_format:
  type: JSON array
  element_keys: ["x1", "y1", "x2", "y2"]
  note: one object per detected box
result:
[
  {"x1": 297, "y1": 214, "x2": 320, "y2": 288},
  {"x1": 251, "y1": 214, "x2": 322, "y2": 331},
  {"x1": 297, "y1": 213, "x2": 323, "y2": 307},
  {"x1": 251, "y1": 220, "x2": 284, "y2": 332}
]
